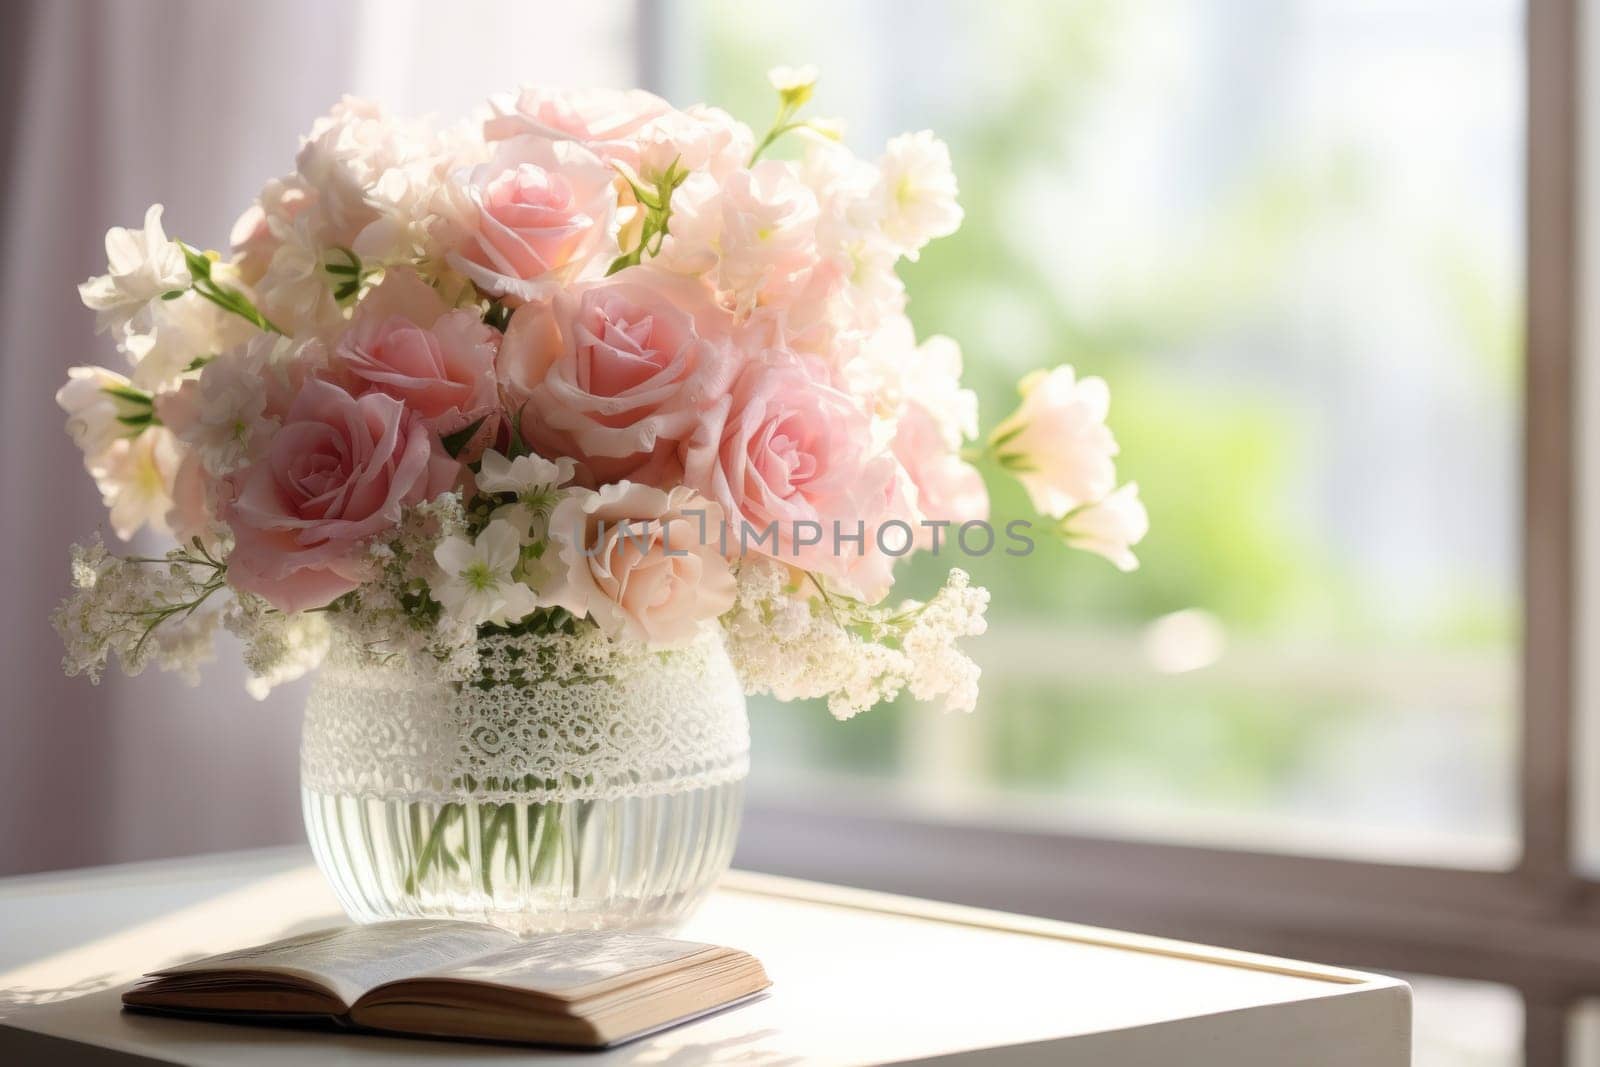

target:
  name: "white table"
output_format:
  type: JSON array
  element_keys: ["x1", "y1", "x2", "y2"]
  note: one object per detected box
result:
[{"x1": 0, "y1": 847, "x2": 1409, "y2": 1065}]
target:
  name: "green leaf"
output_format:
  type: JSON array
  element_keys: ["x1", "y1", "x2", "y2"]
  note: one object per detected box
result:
[
  {"x1": 102, "y1": 384, "x2": 154, "y2": 405},
  {"x1": 178, "y1": 242, "x2": 214, "y2": 280},
  {"x1": 989, "y1": 423, "x2": 1026, "y2": 450},
  {"x1": 441, "y1": 415, "x2": 490, "y2": 458},
  {"x1": 507, "y1": 402, "x2": 531, "y2": 458}
]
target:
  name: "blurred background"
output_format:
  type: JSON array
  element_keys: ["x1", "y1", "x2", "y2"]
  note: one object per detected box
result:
[
  {"x1": 686, "y1": 0, "x2": 1523, "y2": 868},
  {"x1": 0, "y1": 1, "x2": 1585, "y2": 1063}
]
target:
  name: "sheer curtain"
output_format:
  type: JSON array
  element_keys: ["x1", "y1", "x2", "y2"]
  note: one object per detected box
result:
[{"x1": 0, "y1": 0, "x2": 637, "y2": 875}]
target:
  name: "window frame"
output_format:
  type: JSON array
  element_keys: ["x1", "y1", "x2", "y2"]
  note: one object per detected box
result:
[{"x1": 643, "y1": 1, "x2": 1585, "y2": 1061}]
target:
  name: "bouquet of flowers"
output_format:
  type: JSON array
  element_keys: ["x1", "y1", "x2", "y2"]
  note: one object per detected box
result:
[{"x1": 54, "y1": 68, "x2": 1146, "y2": 718}]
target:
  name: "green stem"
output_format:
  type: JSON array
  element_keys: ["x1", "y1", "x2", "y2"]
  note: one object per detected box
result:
[
  {"x1": 406, "y1": 802, "x2": 460, "y2": 894},
  {"x1": 480, "y1": 803, "x2": 513, "y2": 897}
]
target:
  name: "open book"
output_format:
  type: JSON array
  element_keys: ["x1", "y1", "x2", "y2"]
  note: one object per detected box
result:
[{"x1": 121, "y1": 920, "x2": 770, "y2": 1048}]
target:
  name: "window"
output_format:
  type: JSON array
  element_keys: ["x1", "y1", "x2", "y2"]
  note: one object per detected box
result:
[
  {"x1": 667, "y1": 0, "x2": 1523, "y2": 865},
  {"x1": 651, "y1": 1, "x2": 1592, "y2": 1062}
]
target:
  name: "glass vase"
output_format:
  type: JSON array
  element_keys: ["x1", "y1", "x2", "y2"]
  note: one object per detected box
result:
[{"x1": 300, "y1": 626, "x2": 748, "y2": 935}]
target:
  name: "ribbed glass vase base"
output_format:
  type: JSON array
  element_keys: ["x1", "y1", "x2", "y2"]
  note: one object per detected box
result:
[{"x1": 302, "y1": 780, "x2": 744, "y2": 936}]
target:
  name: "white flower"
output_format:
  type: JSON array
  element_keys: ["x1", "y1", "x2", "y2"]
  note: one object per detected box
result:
[
  {"x1": 77, "y1": 204, "x2": 190, "y2": 338},
  {"x1": 908, "y1": 335, "x2": 979, "y2": 445},
  {"x1": 796, "y1": 138, "x2": 903, "y2": 329},
  {"x1": 845, "y1": 320, "x2": 975, "y2": 444},
  {"x1": 768, "y1": 64, "x2": 819, "y2": 94},
  {"x1": 631, "y1": 105, "x2": 754, "y2": 184},
  {"x1": 122, "y1": 286, "x2": 252, "y2": 391},
  {"x1": 806, "y1": 116, "x2": 847, "y2": 141},
  {"x1": 431, "y1": 519, "x2": 539, "y2": 626},
  {"x1": 474, "y1": 449, "x2": 575, "y2": 539},
  {"x1": 1062, "y1": 483, "x2": 1148, "y2": 572},
  {"x1": 724, "y1": 558, "x2": 989, "y2": 718},
  {"x1": 56, "y1": 366, "x2": 147, "y2": 469},
  {"x1": 990, "y1": 364, "x2": 1118, "y2": 518},
  {"x1": 254, "y1": 211, "x2": 349, "y2": 337},
  {"x1": 53, "y1": 537, "x2": 223, "y2": 684},
  {"x1": 660, "y1": 163, "x2": 818, "y2": 315},
  {"x1": 158, "y1": 339, "x2": 276, "y2": 475},
  {"x1": 652, "y1": 171, "x2": 722, "y2": 275},
  {"x1": 876, "y1": 131, "x2": 962, "y2": 259},
  {"x1": 93, "y1": 426, "x2": 183, "y2": 541},
  {"x1": 768, "y1": 64, "x2": 820, "y2": 107},
  {"x1": 233, "y1": 607, "x2": 331, "y2": 700},
  {"x1": 294, "y1": 96, "x2": 427, "y2": 249}
]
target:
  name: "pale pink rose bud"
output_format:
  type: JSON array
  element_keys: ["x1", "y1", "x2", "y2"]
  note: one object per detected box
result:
[
  {"x1": 440, "y1": 135, "x2": 618, "y2": 304},
  {"x1": 543, "y1": 482, "x2": 736, "y2": 646}
]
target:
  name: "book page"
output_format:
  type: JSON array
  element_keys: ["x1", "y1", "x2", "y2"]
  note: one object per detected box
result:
[
  {"x1": 399, "y1": 931, "x2": 720, "y2": 1001},
  {"x1": 153, "y1": 920, "x2": 520, "y2": 1007}
]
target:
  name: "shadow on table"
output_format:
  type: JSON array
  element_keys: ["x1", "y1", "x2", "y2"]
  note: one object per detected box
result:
[
  {"x1": 606, "y1": 1027, "x2": 800, "y2": 1065},
  {"x1": 7, "y1": 984, "x2": 803, "y2": 1065},
  {"x1": 0, "y1": 973, "x2": 120, "y2": 1020}
]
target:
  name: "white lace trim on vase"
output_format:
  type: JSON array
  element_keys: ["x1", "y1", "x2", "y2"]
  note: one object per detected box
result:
[{"x1": 300, "y1": 627, "x2": 750, "y2": 804}]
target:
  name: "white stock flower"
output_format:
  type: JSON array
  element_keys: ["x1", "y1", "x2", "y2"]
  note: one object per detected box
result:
[
  {"x1": 660, "y1": 162, "x2": 818, "y2": 315},
  {"x1": 56, "y1": 366, "x2": 146, "y2": 469},
  {"x1": 905, "y1": 334, "x2": 978, "y2": 446},
  {"x1": 768, "y1": 64, "x2": 820, "y2": 96},
  {"x1": 77, "y1": 205, "x2": 190, "y2": 338},
  {"x1": 431, "y1": 519, "x2": 539, "y2": 626},
  {"x1": 876, "y1": 131, "x2": 962, "y2": 259},
  {"x1": 633, "y1": 105, "x2": 753, "y2": 184},
  {"x1": 122, "y1": 286, "x2": 252, "y2": 391},
  {"x1": 295, "y1": 96, "x2": 427, "y2": 249},
  {"x1": 254, "y1": 211, "x2": 349, "y2": 337},
  {"x1": 474, "y1": 449, "x2": 576, "y2": 539},
  {"x1": 158, "y1": 340, "x2": 276, "y2": 475},
  {"x1": 991, "y1": 364, "x2": 1118, "y2": 518},
  {"x1": 845, "y1": 320, "x2": 975, "y2": 442},
  {"x1": 1061, "y1": 483, "x2": 1149, "y2": 572},
  {"x1": 799, "y1": 137, "x2": 904, "y2": 329},
  {"x1": 94, "y1": 425, "x2": 183, "y2": 540}
]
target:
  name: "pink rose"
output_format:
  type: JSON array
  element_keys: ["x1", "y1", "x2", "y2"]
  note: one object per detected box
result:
[
  {"x1": 329, "y1": 269, "x2": 500, "y2": 457},
  {"x1": 441, "y1": 135, "x2": 617, "y2": 304},
  {"x1": 221, "y1": 379, "x2": 459, "y2": 613},
  {"x1": 543, "y1": 482, "x2": 736, "y2": 646},
  {"x1": 683, "y1": 360, "x2": 903, "y2": 599},
  {"x1": 499, "y1": 269, "x2": 736, "y2": 485}
]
